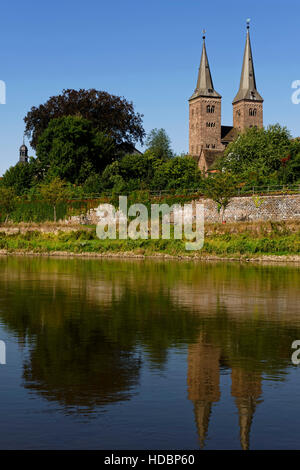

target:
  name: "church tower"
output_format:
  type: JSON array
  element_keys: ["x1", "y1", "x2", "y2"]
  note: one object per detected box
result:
[
  {"x1": 19, "y1": 139, "x2": 28, "y2": 163},
  {"x1": 189, "y1": 32, "x2": 222, "y2": 156},
  {"x1": 233, "y1": 21, "x2": 264, "y2": 132}
]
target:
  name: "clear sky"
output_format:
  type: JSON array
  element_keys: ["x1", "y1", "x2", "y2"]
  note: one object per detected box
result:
[{"x1": 0, "y1": 0, "x2": 299, "y2": 175}]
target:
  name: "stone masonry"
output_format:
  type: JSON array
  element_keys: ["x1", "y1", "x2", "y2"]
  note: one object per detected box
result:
[{"x1": 68, "y1": 194, "x2": 300, "y2": 225}]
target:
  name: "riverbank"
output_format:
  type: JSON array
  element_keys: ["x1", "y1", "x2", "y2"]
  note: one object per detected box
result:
[{"x1": 0, "y1": 220, "x2": 299, "y2": 262}]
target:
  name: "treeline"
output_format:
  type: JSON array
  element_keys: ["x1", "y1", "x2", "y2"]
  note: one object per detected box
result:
[{"x1": 0, "y1": 89, "x2": 299, "y2": 223}]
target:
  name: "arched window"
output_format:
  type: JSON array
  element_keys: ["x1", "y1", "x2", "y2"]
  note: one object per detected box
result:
[
  {"x1": 211, "y1": 105, "x2": 215, "y2": 114},
  {"x1": 207, "y1": 105, "x2": 211, "y2": 113}
]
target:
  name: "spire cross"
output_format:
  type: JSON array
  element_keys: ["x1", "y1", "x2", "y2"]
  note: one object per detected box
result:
[
  {"x1": 202, "y1": 29, "x2": 206, "y2": 40},
  {"x1": 246, "y1": 18, "x2": 251, "y2": 30}
]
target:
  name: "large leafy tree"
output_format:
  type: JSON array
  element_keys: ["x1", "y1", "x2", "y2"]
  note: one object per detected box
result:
[
  {"x1": 24, "y1": 89, "x2": 145, "y2": 149},
  {"x1": 36, "y1": 116, "x2": 116, "y2": 183},
  {"x1": 145, "y1": 128, "x2": 174, "y2": 160},
  {"x1": 219, "y1": 124, "x2": 297, "y2": 185}
]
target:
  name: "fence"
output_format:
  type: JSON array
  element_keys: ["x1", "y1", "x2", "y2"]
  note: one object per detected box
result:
[{"x1": 1, "y1": 184, "x2": 299, "y2": 223}]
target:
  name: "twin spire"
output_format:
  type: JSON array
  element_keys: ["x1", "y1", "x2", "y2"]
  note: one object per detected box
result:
[
  {"x1": 190, "y1": 22, "x2": 263, "y2": 104},
  {"x1": 190, "y1": 31, "x2": 221, "y2": 100}
]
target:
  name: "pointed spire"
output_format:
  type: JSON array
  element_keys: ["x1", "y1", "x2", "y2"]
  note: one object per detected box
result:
[
  {"x1": 193, "y1": 401, "x2": 212, "y2": 449},
  {"x1": 233, "y1": 20, "x2": 263, "y2": 103},
  {"x1": 236, "y1": 398, "x2": 257, "y2": 451},
  {"x1": 190, "y1": 31, "x2": 221, "y2": 101}
]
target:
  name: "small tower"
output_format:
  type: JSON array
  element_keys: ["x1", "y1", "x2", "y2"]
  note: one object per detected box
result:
[
  {"x1": 19, "y1": 138, "x2": 28, "y2": 163},
  {"x1": 233, "y1": 20, "x2": 264, "y2": 132},
  {"x1": 189, "y1": 32, "x2": 222, "y2": 156}
]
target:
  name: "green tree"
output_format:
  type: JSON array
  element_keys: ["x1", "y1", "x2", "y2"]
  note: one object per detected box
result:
[
  {"x1": 38, "y1": 178, "x2": 69, "y2": 222},
  {"x1": 151, "y1": 156, "x2": 202, "y2": 191},
  {"x1": 202, "y1": 172, "x2": 238, "y2": 222},
  {"x1": 36, "y1": 116, "x2": 116, "y2": 184},
  {"x1": 0, "y1": 187, "x2": 17, "y2": 223},
  {"x1": 102, "y1": 153, "x2": 161, "y2": 193},
  {"x1": 220, "y1": 124, "x2": 294, "y2": 185},
  {"x1": 145, "y1": 128, "x2": 174, "y2": 160},
  {"x1": 24, "y1": 88, "x2": 145, "y2": 149},
  {"x1": 0, "y1": 159, "x2": 39, "y2": 195}
]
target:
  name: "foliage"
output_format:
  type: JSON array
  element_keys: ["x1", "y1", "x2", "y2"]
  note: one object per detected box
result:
[
  {"x1": 151, "y1": 156, "x2": 202, "y2": 191},
  {"x1": 102, "y1": 154, "x2": 202, "y2": 193},
  {"x1": 202, "y1": 172, "x2": 238, "y2": 221},
  {"x1": 38, "y1": 177, "x2": 70, "y2": 222},
  {"x1": 0, "y1": 159, "x2": 40, "y2": 195},
  {"x1": 0, "y1": 187, "x2": 17, "y2": 222},
  {"x1": 0, "y1": 221, "x2": 298, "y2": 256},
  {"x1": 219, "y1": 124, "x2": 300, "y2": 185},
  {"x1": 24, "y1": 88, "x2": 145, "y2": 149},
  {"x1": 145, "y1": 128, "x2": 174, "y2": 160},
  {"x1": 36, "y1": 116, "x2": 116, "y2": 183}
]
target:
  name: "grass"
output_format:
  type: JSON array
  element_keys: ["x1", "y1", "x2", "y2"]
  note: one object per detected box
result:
[{"x1": 0, "y1": 220, "x2": 299, "y2": 259}]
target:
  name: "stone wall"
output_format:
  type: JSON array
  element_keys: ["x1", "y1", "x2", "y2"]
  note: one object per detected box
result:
[
  {"x1": 199, "y1": 194, "x2": 300, "y2": 223},
  {"x1": 68, "y1": 194, "x2": 300, "y2": 225}
]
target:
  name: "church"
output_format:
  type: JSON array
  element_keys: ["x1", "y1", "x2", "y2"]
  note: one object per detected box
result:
[{"x1": 189, "y1": 22, "x2": 264, "y2": 173}]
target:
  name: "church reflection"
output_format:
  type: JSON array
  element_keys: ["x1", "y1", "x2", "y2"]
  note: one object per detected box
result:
[
  {"x1": 187, "y1": 334, "x2": 262, "y2": 450},
  {"x1": 0, "y1": 257, "x2": 298, "y2": 448}
]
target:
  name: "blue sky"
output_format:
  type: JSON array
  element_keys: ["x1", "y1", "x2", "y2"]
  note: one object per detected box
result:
[{"x1": 0, "y1": 0, "x2": 299, "y2": 175}]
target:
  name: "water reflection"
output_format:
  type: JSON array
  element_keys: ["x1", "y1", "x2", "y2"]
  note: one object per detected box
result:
[
  {"x1": 187, "y1": 335, "x2": 262, "y2": 449},
  {"x1": 0, "y1": 257, "x2": 299, "y2": 448}
]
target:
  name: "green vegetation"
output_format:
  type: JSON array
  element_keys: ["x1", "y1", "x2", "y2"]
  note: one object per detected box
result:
[
  {"x1": 218, "y1": 125, "x2": 300, "y2": 186},
  {"x1": 0, "y1": 221, "x2": 298, "y2": 258},
  {"x1": 0, "y1": 89, "x2": 299, "y2": 232},
  {"x1": 202, "y1": 172, "x2": 238, "y2": 222}
]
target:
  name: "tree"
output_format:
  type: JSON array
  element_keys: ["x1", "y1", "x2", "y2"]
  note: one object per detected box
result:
[
  {"x1": 219, "y1": 124, "x2": 294, "y2": 185},
  {"x1": 0, "y1": 187, "x2": 17, "y2": 223},
  {"x1": 24, "y1": 89, "x2": 145, "y2": 149},
  {"x1": 202, "y1": 172, "x2": 237, "y2": 222},
  {"x1": 151, "y1": 156, "x2": 202, "y2": 191},
  {"x1": 36, "y1": 116, "x2": 116, "y2": 184},
  {"x1": 0, "y1": 159, "x2": 41, "y2": 195},
  {"x1": 145, "y1": 128, "x2": 173, "y2": 160},
  {"x1": 38, "y1": 178, "x2": 69, "y2": 222}
]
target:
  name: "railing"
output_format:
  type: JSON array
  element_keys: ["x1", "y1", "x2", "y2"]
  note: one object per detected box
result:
[{"x1": 58, "y1": 184, "x2": 300, "y2": 201}]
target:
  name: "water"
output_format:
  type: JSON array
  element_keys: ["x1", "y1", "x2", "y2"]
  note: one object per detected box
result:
[{"x1": 0, "y1": 256, "x2": 299, "y2": 449}]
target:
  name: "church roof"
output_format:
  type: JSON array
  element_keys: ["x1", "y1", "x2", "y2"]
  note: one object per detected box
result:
[
  {"x1": 221, "y1": 126, "x2": 239, "y2": 143},
  {"x1": 189, "y1": 35, "x2": 221, "y2": 101},
  {"x1": 233, "y1": 25, "x2": 263, "y2": 104},
  {"x1": 201, "y1": 149, "x2": 224, "y2": 168}
]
